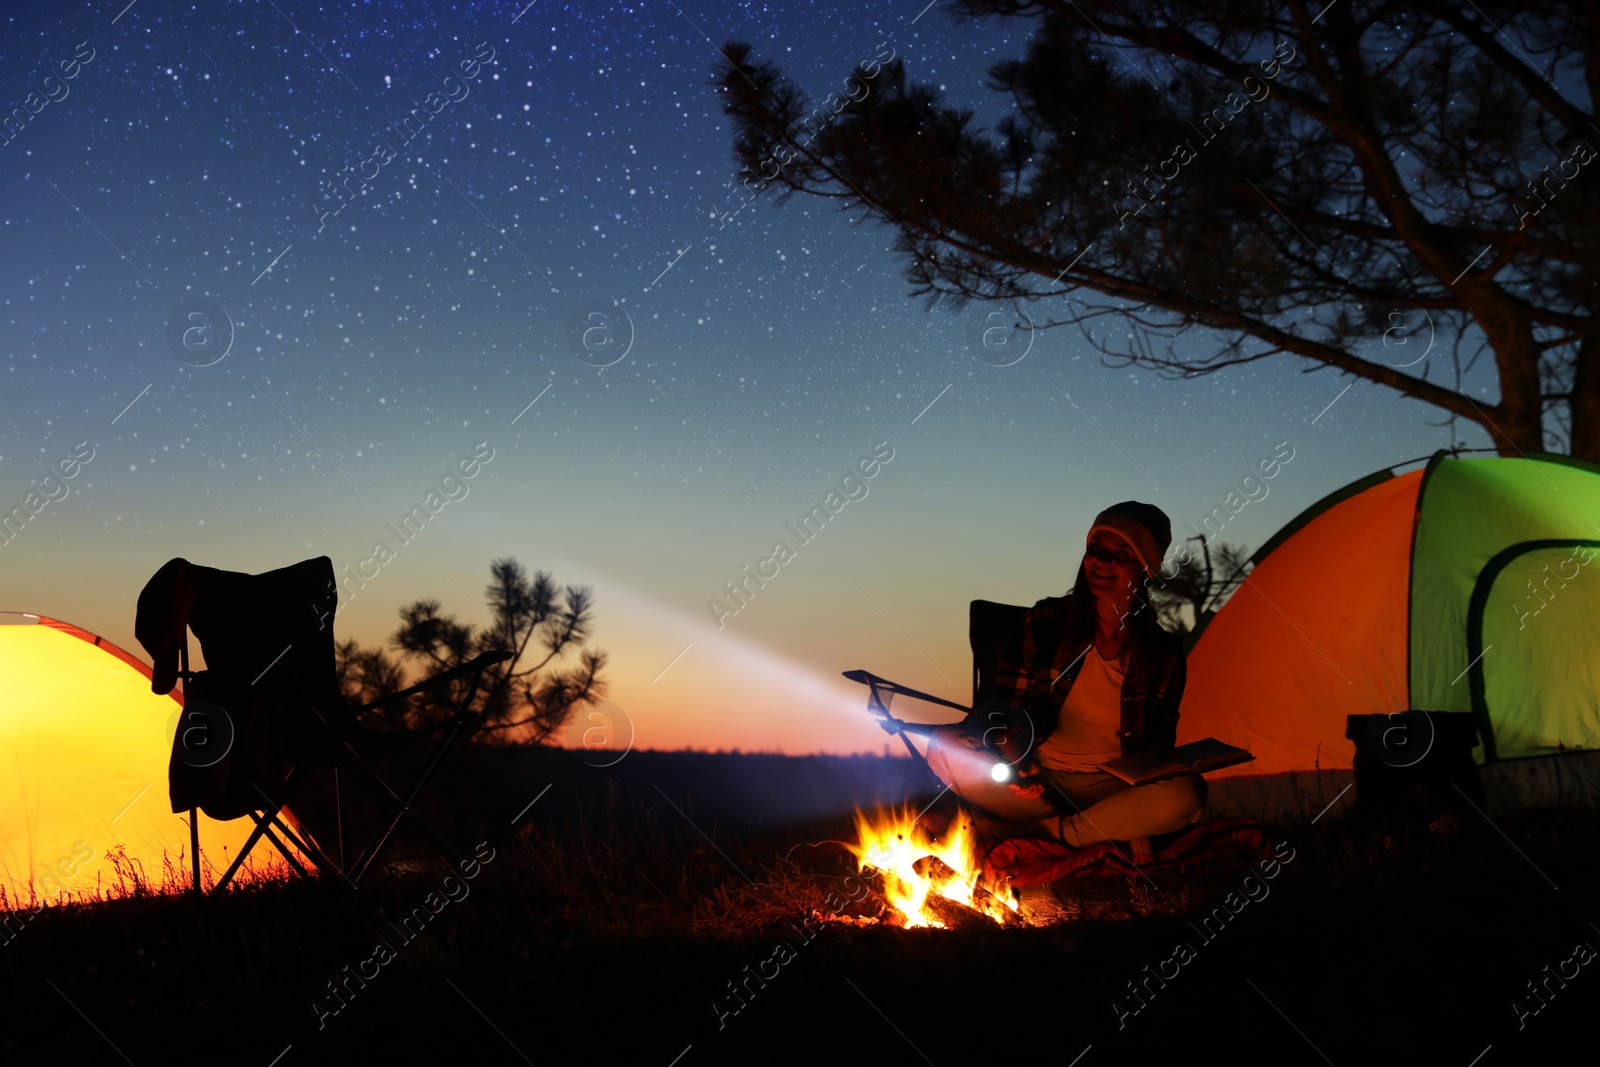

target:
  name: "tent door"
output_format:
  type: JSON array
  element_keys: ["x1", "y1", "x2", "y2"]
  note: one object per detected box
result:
[{"x1": 1468, "y1": 540, "x2": 1600, "y2": 762}]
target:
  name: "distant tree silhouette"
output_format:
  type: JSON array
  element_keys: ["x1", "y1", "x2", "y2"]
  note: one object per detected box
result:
[
  {"x1": 336, "y1": 558, "x2": 607, "y2": 743},
  {"x1": 715, "y1": 1, "x2": 1600, "y2": 460},
  {"x1": 1147, "y1": 537, "x2": 1253, "y2": 639},
  {"x1": 335, "y1": 637, "x2": 406, "y2": 709}
]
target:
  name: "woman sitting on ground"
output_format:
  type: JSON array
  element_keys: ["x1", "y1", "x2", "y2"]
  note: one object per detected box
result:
[{"x1": 926, "y1": 500, "x2": 1204, "y2": 851}]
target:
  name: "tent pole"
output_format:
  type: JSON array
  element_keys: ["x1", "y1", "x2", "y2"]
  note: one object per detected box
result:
[
  {"x1": 190, "y1": 808, "x2": 200, "y2": 897},
  {"x1": 182, "y1": 637, "x2": 201, "y2": 897}
]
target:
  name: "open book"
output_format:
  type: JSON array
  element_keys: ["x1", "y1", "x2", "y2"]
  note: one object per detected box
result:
[{"x1": 1099, "y1": 738, "x2": 1255, "y2": 786}]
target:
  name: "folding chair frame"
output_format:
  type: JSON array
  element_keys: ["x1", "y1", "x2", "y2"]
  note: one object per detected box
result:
[
  {"x1": 183, "y1": 644, "x2": 512, "y2": 896},
  {"x1": 840, "y1": 669, "x2": 970, "y2": 779},
  {"x1": 843, "y1": 599, "x2": 1031, "y2": 784}
]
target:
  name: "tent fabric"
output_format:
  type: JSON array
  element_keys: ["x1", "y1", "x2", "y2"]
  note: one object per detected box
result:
[
  {"x1": 1180, "y1": 469, "x2": 1419, "y2": 777},
  {"x1": 0, "y1": 614, "x2": 266, "y2": 905},
  {"x1": 1409, "y1": 455, "x2": 1600, "y2": 760},
  {"x1": 39, "y1": 615, "x2": 164, "y2": 681},
  {"x1": 1179, "y1": 452, "x2": 1600, "y2": 786}
]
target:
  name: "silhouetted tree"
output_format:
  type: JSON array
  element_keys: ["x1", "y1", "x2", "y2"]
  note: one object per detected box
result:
[
  {"x1": 715, "y1": 1, "x2": 1600, "y2": 460},
  {"x1": 336, "y1": 558, "x2": 607, "y2": 743},
  {"x1": 1148, "y1": 536, "x2": 1253, "y2": 637},
  {"x1": 334, "y1": 636, "x2": 406, "y2": 709}
]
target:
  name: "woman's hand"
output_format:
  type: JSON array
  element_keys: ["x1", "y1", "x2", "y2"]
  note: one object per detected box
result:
[
  {"x1": 1008, "y1": 779, "x2": 1045, "y2": 801},
  {"x1": 1006, "y1": 760, "x2": 1045, "y2": 800}
]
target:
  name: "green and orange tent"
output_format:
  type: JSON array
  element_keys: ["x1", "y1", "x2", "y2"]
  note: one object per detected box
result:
[
  {"x1": 1179, "y1": 450, "x2": 1600, "y2": 817},
  {"x1": 0, "y1": 614, "x2": 272, "y2": 906}
]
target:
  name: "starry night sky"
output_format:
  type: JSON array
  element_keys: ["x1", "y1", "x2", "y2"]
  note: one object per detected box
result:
[{"x1": 0, "y1": 1, "x2": 1488, "y2": 753}]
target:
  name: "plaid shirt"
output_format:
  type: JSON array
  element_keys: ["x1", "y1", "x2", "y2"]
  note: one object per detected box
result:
[{"x1": 993, "y1": 593, "x2": 1186, "y2": 757}]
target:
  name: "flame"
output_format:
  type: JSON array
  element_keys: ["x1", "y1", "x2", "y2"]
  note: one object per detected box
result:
[{"x1": 848, "y1": 805, "x2": 1020, "y2": 928}]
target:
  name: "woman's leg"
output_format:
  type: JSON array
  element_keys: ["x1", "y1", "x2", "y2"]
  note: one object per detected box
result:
[
  {"x1": 1038, "y1": 772, "x2": 1207, "y2": 848},
  {"x1": 925, "y1": 723, "x2": 1056, "y2": 830}
]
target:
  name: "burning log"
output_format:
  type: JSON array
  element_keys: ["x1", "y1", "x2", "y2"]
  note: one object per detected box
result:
[
  {"x1": 912, "y1": 854, "x2": 957, "y2": 882},
  {"x1": 854, "y1": 866, "x2": 1027, "y2": 928},
  {"x1": 848, "y1": 806, "x2": 1025, "y2": 928},
  {"x1": 974, "y1": 883, "x2": 1026, "y2": 928},
  {"x1": 919, "y1": 890, "x2": 1007, "y2": 931}
]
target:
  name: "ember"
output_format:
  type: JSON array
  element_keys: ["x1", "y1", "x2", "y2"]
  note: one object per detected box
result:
[{"x1": 849, "y1": 805, "x2": 1021, "y2": 928}]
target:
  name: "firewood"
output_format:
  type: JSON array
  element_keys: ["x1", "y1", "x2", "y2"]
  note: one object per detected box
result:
[
  {"x1": 974, "y1": 883, "x2": 1026, "y2": 927},
  {"x1": 912, "y1": 855, "x2": 958, "y2": 881},
  {"x1": 920, "y1": 892, "x2": 995, "y2": 931}
]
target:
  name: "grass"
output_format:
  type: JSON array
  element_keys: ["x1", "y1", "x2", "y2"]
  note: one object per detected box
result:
[{"x1": 2, "y1": 755, "x2": 1597, "y2": 1064}]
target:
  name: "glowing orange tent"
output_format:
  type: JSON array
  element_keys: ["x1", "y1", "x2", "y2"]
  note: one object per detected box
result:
[
  {"x1": 1180, "y1": 451, "x2": 1600, "y2": 817},
  {"x1": 0, "y1": 613, "x2": 266, "y2": 906}
]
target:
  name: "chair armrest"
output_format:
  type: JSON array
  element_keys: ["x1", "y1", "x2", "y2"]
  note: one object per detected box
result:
[
  {"x1": 875, "y1": 719, "x2": 941, "y2": 739},
  {"x1": 356, "y1": 650, "x2": 514, "y2": 713},
  {"x1": 841, "y1": 669, "x2": 971, "y2": 714}
]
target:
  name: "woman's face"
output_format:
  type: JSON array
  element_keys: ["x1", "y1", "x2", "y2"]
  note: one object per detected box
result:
[{"x1": 1084, "y1": 530, "x2": 1142, "y2": 600}]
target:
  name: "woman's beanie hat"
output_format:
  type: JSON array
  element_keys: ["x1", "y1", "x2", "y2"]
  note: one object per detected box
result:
[{"x1": 1087, "y1": 500, "x2": 1172, "y2": 579}]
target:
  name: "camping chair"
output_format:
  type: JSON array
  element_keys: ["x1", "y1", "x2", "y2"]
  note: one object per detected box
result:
[
  {"x1": 843, "y1": 599, "x2": 1029, "y2": 782},
  {"x1": 134, "y1": 556, "x2": 511, "y2": 895},
  {"x1": 847, "y1": 599, "x2": 1223, "y2": 859}
]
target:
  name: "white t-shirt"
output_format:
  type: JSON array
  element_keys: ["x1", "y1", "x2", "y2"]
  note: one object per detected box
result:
[{"x1": 1034, "y1": 646, "x2": 1125, "y2": 773}]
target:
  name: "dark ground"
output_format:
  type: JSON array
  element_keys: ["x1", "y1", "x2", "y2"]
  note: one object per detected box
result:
[{"x1": 2, "y1": 748, "x2": 1596, "y2": 1065}]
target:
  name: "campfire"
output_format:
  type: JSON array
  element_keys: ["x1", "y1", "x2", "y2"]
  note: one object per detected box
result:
[{"x1": 848, "y1": 805, "x2": 1022, "y2": 928}]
